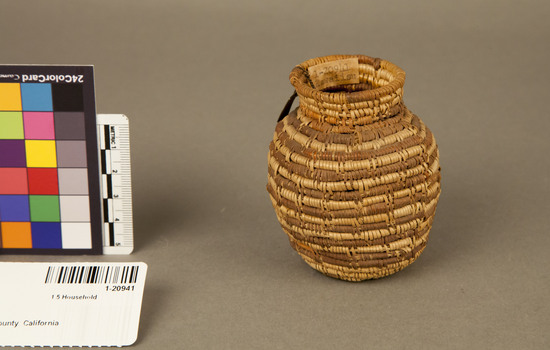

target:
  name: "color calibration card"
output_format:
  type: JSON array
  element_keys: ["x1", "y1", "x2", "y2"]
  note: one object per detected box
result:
[{"x1": 0, "y1": 66, "x2": 102, "y2": 254}]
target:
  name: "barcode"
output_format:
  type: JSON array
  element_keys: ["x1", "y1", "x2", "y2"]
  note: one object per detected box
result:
[{"x1": 45, "y1": 265, "x2": 139, "y2": 284}]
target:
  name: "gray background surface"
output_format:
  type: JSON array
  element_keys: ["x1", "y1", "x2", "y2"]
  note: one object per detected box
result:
[{"x1": 1, "y1": 0, "x2": 549, "y2": 349}]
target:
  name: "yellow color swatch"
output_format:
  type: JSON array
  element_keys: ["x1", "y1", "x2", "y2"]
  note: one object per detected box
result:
[
  {"x1": 0, "y1": 83, "x2": 22, "y2": 111},
  {"x1": 1, "y1": 222, "x2": 32, "y2": 248},
  {"x1": 26, "y1": 140, "x2": 57, "y2": 167}
]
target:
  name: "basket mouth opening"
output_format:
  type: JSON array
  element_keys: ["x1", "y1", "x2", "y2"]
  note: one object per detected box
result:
[
  {"x1": 290, "y1": 55, "x2": 406, "y2": 104},
  {"x1": 322, "y1": 82, "x2": 378, "y2": 93}
]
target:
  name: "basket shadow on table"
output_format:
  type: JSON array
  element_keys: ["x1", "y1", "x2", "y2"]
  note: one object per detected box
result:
[{"x1": 413, "y1": 175, "x2": 499, "y2": 276}]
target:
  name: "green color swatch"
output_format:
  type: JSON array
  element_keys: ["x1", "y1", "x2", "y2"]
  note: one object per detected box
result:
[
  {"x1": 29, "y1": 195, "x2": 60, "y2": 222},
  {"x1": 0, "y1": 112, "x2": 24, "y2": 139}
]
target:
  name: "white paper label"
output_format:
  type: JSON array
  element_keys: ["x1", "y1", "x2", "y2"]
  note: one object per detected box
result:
[
  {"x1": 307, "y1": 58, "x2": 360, "y2": 90},
  {"x1": 0, "y1": 262, "x2": 147, "y2": 347}
]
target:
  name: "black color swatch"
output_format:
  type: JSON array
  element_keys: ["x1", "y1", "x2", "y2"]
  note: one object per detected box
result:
[{"x1": 52, "y1": 84, "x2": 84, "y2": 111}]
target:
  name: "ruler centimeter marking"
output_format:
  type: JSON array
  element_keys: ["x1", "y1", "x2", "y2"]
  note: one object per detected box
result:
[{"x1": 97, "y1": 114, "x2": 134, "y2": 255}]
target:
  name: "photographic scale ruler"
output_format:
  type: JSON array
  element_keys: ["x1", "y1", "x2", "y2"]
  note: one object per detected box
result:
[{"x1": 97, "y1": 114, "x2": 134, "y2": 255}]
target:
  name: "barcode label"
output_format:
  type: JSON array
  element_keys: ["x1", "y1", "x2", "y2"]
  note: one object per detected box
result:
[
  {"x1": 1, "y1": 262, "x2": 147, "y2": 347},
  {"x1": 45, "y1": 265, "x2": 139, "y2": 284}
]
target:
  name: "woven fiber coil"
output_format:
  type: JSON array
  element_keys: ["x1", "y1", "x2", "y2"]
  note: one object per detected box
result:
[{"x1": 267, "y1": 54, "x2": 441, "y2": 281}]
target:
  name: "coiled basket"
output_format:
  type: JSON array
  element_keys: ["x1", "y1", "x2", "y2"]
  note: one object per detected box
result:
[{"x1": 267, "y1": 54, "x2": 441, "y2": 281}]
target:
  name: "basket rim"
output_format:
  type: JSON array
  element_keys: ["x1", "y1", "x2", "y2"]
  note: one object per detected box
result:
[{"x1": 289, "y1": 54, "x2": 406, "y2": 104}]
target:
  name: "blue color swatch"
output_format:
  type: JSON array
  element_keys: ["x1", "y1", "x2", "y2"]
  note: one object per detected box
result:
[
  {"x1": 0, "y1": 195, "x2": 30, "y2": 221},
  {"x1": 21, "y1": 83, "x2": 53, "y2": 111},
  {"x1": 31, "y1": 222, "x2": 62, "y2": 248}
]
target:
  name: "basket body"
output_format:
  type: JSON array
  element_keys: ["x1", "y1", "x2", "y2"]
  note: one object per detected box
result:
[{"x1": 267, "y1": 55, "x2": 441, "y2": 281}]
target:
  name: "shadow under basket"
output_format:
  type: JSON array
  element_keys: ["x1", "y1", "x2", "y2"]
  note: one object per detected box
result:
[{"x1": 267, "y1": 54, "x2": 441, "y2": 281}]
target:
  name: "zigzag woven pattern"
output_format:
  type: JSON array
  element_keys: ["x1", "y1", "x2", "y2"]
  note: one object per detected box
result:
[{"x1": 267, "y1": 55, "x2": 441, "y2": 281}]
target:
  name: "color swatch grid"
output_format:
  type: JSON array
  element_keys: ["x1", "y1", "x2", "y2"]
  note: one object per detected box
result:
[{"x1": 0, "y1": 81, "x2": 94, "y2": 250}]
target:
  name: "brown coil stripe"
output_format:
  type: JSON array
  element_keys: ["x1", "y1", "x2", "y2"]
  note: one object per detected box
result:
[
  {"x1": 267, "y1": 181, "x2": 440, "y2": 220},
  {"x1": 288, "y1": 235, "x2": 427, "y2": 268},
  {"x1": 282, "y1": 218, "x2": 433, "y2": 249},
  {"x1": 268, "y1": 165, "x2": 440, "y2": 202}
]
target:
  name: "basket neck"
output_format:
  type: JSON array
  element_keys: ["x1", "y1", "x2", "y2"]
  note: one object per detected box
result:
[{"x1": 290, "y1": 55, "x2": 405, "y2": 126}]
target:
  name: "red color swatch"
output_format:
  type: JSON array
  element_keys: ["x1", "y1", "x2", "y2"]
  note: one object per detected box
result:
[
  {"x1": 0, "y1": 168, "x2": 28, "y2": 194},
  {"x1": 27, "y1": 168, "x2": 59, "y2": 195}
]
